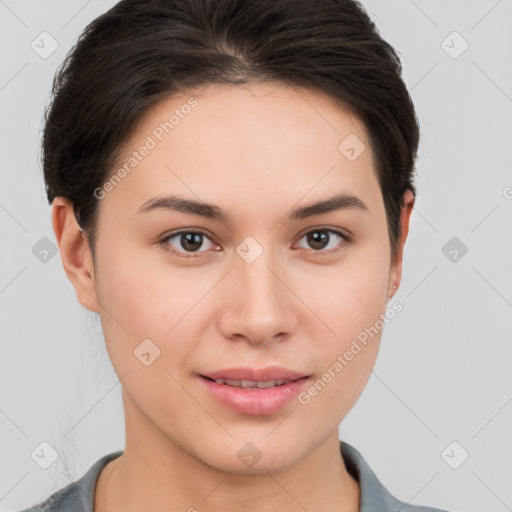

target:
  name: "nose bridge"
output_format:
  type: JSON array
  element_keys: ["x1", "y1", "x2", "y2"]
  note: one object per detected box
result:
[
  {"x1": 241, "y1": 255, "x2": 281, "y2": 310},
  {"x1": 220, "y1": 237, "x2": 296, "y2": 342}
]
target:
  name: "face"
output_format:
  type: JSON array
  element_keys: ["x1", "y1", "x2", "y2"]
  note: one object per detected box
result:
[{"x1": 57, "y1": 82, "x2": 411, "y2": 474}]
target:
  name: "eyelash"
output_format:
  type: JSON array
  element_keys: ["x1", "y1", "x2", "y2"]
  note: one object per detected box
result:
[{"x1": 158, "y1": 227, "x2": 351, "y2": 259}]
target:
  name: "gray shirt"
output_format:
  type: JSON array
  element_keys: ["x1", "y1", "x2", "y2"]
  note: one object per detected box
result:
[{"x1": 20, "y1": 441, "x2": 450, "y2": 511}]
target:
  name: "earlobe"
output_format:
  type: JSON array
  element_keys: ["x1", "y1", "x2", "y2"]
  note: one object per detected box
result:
[
  {"x1": 51, "y1": 197, "x2": 100, "y2": 313},
  {"x1": 388, "y1": 189, "x2": 415, "y2": 300}
]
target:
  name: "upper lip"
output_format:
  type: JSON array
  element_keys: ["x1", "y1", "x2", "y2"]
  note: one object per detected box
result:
[{"x1": 201, "y1": 366, "x2": 308, "y2": 382}]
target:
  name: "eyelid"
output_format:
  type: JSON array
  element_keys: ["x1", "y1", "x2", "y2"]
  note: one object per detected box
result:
[
  {"x1": 295, "y1": 225, "x2": 352, "y2": 242},
  {"x1": 159, "y1": 226, "x2": 351, "y2": 258}
]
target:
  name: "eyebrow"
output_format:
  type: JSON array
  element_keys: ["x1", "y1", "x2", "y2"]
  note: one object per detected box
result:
[{"x1": 136, "y1": 192, "x2": 368, "y2": 223}]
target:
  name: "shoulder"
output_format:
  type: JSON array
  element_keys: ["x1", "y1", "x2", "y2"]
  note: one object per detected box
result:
[
  {"x1": 18, "y1": 450, "x2": 124, "y2": 512},
  {"x1": 340, "y1": 441, "x2": 452, "y2": 512}
]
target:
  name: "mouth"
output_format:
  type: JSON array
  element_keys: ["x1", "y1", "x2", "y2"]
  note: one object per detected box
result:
[
  {"x1": 202, "y1": 376, "x2": 301, "y2": 389},
  {"x1": 199, "y1": 367, "x2": 310, "y2": 415}
]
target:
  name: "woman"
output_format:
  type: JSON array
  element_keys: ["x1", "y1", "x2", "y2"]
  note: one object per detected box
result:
[{"x1": 21, "y1": 0, "x2": 451, "y2": 510}]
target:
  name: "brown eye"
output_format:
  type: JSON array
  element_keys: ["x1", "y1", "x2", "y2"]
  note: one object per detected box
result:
[
  {"x1": 161, "y1": 230, "x2": 217, "y2": 257},
  {"x1": 178, "y1": 232, "x2": 204, "y2": 252},
  {"x1": 295, "y1": 229, "x2": 348, "y2": 252}
]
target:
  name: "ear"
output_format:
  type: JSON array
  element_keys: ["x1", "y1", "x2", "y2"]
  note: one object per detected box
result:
[
  {"x1": 387, "y1": 189, "x2": 415, "y2": 300},
  {"x1": 51, "y1": 197, "x2": 100, "y2": 313}
]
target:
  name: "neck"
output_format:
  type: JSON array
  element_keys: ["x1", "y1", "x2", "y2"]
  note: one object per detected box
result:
[{"x1": 94, "y1": 398, "x2": 360, "y2": 512}]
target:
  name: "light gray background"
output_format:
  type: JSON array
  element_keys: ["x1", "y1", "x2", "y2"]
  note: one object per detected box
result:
[{"x1": 1, "y1": 1, "x2": 511, "y2": 511}]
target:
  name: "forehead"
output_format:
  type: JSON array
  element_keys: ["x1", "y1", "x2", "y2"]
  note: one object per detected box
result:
[
  {"x1": 100, "y1": 82, "x2": 380, "y2": 219},
  {"x1": 140, "y1": 81, "x2": 369, "y2": 156}
]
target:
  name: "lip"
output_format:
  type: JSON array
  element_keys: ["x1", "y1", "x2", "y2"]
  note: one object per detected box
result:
[
  {"x1": 199, "y1": 366, "x2": 310, "y2": 416},
  {"x1": 201, "y1": 366, "x2": 307, "y2": 382}
]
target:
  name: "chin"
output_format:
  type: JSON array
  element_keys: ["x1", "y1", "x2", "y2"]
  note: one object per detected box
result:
[
  {"x1": 189, "y1": 437, "x2": 303, "y2": 475},
  {"x1": 207, "y1": 451, "x2": 299, "y2": 475}
]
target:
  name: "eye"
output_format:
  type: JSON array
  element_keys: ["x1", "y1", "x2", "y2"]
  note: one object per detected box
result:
[
  {"x1": 294, "y1": 228, "x2": 349, "y2": 253},
  {"x1": 159, "y1": 227, "x2": 350, "y2": 259},
  {"x1": 160, "y1": 230, "x2": 219, "y2": 258}
]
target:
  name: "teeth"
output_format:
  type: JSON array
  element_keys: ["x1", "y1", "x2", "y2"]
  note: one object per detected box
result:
[
  {"x1": 256, "y1": 380, "x2": 275, "y2": 389},
  {"x1": 214, "y1": 378, "x2": 291, "y2": 388}
]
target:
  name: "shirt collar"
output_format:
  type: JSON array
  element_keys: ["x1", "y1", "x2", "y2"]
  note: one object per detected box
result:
[{"x1": 340, "y1": 441, "x2": 445, "y2": 511}]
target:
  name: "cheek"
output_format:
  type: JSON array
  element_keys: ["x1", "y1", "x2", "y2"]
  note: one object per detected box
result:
[
  {"x1": 308, "y1": 249, "x2": 390, "y2": 344},
  {"x1": 94, "y1": 243, "x2": 219, "y2": 378},
  {"x1": 93, "y1": 255, "x2": 199, "y2": 411},
  {"x1": 95, "y1": 241, "x2": 190, "y2": 330},
  {"x1": 298, "y1": 250, "x2": 389, "y2": 407}
]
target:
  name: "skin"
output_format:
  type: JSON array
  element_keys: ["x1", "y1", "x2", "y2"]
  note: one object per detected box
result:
[{"x1": 52, "y1": 81, "x2": 414, "y2": 512}]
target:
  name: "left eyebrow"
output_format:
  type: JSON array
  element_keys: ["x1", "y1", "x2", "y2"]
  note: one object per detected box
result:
[
  {"x1": 288, "y1": 193, "x2": 368, "y2": 220},
  {"x1": 135, "y1": 192, "x2": 368, "y2": 224}
]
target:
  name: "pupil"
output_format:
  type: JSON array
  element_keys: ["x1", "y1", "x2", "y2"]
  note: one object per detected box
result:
[
  {"x1": 308, "y1": 230, "x2": 328, "y2": 250},
  {"x1": 182, "y1": 232, "x2": 203, "y2": 251}
]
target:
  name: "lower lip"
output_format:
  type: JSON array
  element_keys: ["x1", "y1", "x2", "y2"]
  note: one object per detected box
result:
[{"x1": 199, "y1": 376, "x2": 310, "y2": 415}]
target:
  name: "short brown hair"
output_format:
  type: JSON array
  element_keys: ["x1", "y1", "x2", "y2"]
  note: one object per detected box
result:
[{"x1": 42, "y1": 0, "x2": 420, "y2": 260}]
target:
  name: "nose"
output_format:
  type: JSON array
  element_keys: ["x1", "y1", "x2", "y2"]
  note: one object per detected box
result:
[{"x1": 217, "y1": 245, "x2": 298, "y2": 345}]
